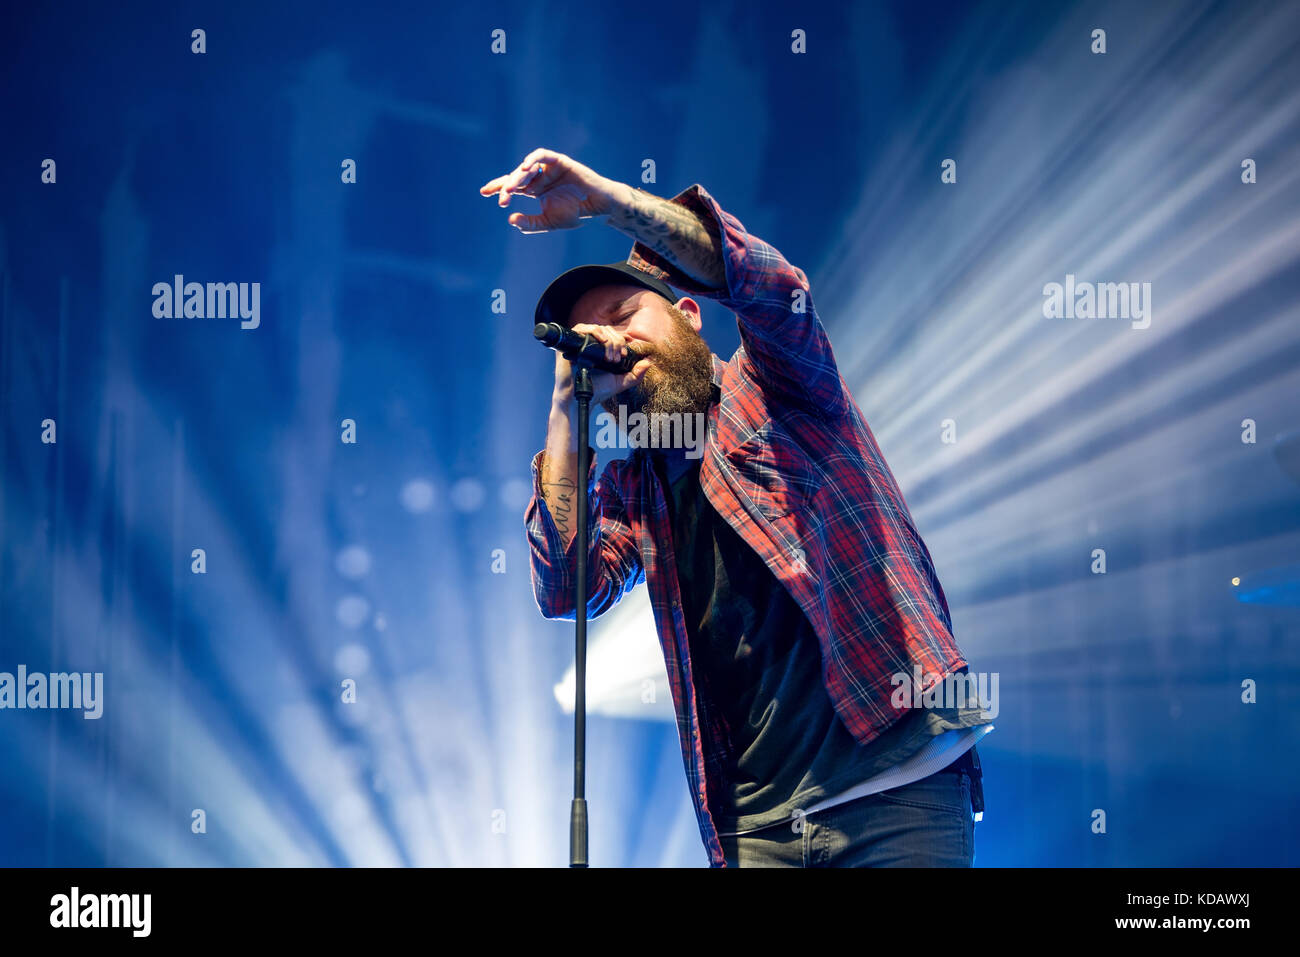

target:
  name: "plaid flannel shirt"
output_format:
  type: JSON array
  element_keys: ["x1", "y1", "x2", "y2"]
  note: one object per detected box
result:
[{"x1": 524, "y1": 184, "x2": 969, "y2": 867}]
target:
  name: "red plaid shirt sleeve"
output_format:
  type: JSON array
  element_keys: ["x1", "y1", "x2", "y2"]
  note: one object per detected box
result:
[
  {"x1": 626, "y1": 183, "x2": 849, "y2": 417},
  {"x1": 524, "y1": 448, "x2": 645, "y2": 621}
]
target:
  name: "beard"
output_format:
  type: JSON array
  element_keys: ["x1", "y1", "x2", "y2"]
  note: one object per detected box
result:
[{"x1": 601, "y1": 305, "x2": 715, "y2": 424}]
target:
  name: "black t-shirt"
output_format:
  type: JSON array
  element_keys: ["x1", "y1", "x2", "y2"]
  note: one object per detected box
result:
[{"x1": 655, "y1": 453, "x2": 951, "y2": 834}]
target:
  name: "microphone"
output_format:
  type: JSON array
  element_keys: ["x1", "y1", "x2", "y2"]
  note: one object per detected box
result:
[{"x1": 534, "y1": 322, "x2": 641, "y2": 374}]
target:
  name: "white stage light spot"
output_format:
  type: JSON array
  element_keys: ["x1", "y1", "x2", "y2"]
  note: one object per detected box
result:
[
  {"x1": 500, "y1": 477, "x2": 531, "y2": 510},
  {"x1": 335, "y1": 545, "x2": 372, "y2": 579},
  {"x1": 336, "y1": 594, "x2": 371, "y2": 629},
  {"x1": 401, "y1": 479, "x2": 435, "y2": 513},
  {"x1": 450, "y1": 478, "x2": 485, "y2": 512}
]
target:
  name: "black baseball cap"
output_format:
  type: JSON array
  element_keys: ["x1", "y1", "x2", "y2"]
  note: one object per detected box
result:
[{"x1": 534, "y1": 261, "x2": 678, "y2": 328}]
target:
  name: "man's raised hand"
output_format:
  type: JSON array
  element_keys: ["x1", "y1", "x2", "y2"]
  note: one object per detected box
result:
[{"x1": 478, "y1": 149, "x2": 628, "y2": 234}]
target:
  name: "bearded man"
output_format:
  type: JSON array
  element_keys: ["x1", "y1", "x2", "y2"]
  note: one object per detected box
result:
[{"x1": 481, "y1": 149, "x2": 991, "y2": 868}]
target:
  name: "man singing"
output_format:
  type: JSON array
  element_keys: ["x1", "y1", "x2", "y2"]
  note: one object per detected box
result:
[{"x1": 480, "y1": 149, "x2": 993, "y2": 868}]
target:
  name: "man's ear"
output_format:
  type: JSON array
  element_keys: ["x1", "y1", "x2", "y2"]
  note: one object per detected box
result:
[{"x1": 675, "y1": 297, "x2": 704, "y2": 332}]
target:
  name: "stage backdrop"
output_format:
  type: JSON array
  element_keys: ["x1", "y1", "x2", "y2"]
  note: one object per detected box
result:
[{"x1": 2, "y1": 0, "x2": 1298, "y2": 866}]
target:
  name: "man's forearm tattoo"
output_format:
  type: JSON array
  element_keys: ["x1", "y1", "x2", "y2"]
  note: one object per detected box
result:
[
  {"x1": 607, "y1": 188, "x2": 726, "y2": 290},
  {"x1": 543, "y1": 477, "x2": 577, "y2": 538}
]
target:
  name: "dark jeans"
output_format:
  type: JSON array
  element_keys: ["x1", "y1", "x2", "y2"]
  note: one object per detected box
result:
[{"x1": 720, "y1": 755, "x2": 979, "y2": 867}]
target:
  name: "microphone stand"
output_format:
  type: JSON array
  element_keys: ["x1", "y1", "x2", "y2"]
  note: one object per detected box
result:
[{"x1": 568, "y1": 357, "x2": 595, "y2": 867}]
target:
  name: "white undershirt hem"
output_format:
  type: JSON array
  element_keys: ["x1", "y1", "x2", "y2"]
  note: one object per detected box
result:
[{"x1": 716, "y1": 724, "x2": 994, "y2": 837}]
